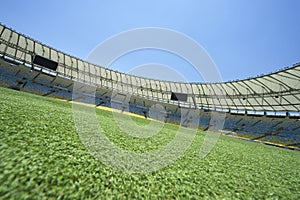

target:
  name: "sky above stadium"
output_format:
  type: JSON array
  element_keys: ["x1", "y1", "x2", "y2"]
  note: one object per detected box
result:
[{"x1": 1, "y1": 0, "x2": 299, "y2": 82}]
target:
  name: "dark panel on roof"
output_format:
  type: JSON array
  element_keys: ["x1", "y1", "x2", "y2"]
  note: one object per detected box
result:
[
  {"x1": 171, "y1": 92, "x2": 188, "y2": 102},
  {"x1": 33, "y1": 55, "x2": 58, "y2": 71}
]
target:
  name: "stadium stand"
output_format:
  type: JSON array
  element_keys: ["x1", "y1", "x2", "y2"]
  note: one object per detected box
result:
[{"x1": 0, "y1": 23, "x2": 299, "y2": 149}]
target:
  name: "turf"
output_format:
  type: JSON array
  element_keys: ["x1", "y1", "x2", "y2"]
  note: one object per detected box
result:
[{"x1": 0, "y1": 87, "x2": 299, "y2": 199}]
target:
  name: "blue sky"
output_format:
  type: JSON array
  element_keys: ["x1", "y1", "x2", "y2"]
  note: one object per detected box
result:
[{"x1": 0, "y1": 0, "x2": 299, "y2": 82}]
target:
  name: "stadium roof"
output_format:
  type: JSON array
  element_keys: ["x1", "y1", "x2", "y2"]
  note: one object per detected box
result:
[{"x1": 1, "y1": 23, "x2": 299, "y2": 112}]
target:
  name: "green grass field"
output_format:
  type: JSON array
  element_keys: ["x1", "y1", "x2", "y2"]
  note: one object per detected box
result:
[{"x1": 0, "y1": 87, "x2": 299, "y2": 199}]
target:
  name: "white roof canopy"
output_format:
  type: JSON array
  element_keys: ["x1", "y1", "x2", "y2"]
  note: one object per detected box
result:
[{"x1": 1, "y1": 23, "x2": 299, "y2": 112}]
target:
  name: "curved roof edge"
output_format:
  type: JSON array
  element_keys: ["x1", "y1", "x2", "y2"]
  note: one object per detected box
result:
[{"x1": 1, "y1": 22, "x2": 299, "y2": 85}]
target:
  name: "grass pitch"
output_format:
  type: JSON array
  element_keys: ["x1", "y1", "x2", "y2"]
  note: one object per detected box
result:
[{"x1": 0, "y1": 87, "x2": 299, "y2": 199}]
